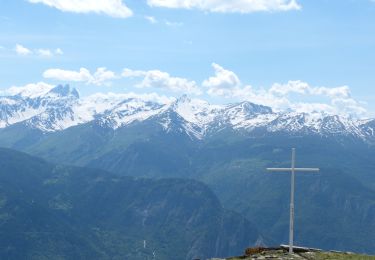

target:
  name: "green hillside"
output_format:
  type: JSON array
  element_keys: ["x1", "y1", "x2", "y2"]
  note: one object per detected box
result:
[{"x1": 0, "y1": 148, "x2": 260, "y2": 259}]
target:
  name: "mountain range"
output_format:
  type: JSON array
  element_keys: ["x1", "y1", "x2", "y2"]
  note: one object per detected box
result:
[
  {"x1": 1, "y1": 84, "x2": 375, "y2": 256},
  {"x1": 0, "y1": 84, "x2": 374, "y2": 142}
]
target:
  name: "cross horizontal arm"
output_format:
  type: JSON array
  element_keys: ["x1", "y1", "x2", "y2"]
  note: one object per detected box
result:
[{"x1": 267, "y1": 168, "x2": 320, "y2": 172}]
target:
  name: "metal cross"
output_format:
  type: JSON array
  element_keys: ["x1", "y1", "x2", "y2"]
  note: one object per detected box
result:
[{"x1": 267, "y1": 148, "x2": 319, "y2": 253}]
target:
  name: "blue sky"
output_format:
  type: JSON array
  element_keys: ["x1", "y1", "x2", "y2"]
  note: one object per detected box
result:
[{"x1": 0, "y1": 0, "x2": 374, "y2": 117}]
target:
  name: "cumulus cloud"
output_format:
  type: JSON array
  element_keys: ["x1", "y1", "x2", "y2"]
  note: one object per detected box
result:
[
  {"x1": 269, "y1": 81, "x2": 351, "y2": 99},
  {"x1": 243, "y1": 83, "x2": 365, "y2": 117},
  {"x1": 43, "y1": 67, "x2": 117, "y2": 86},
  {"x1": 203, "y1": 64, "x2": 367, "y2": 117},
  {"x1": 122, "y1": 68, "x2": 202, "y2": 95},
  {"x1": 43, "y1": 68, "x2": 92, "y2": 82},
  {"x1": 38, "y1": 63, "x2": 367, "y2": 118},
  {"x1": 331, "y1": 98, "x2": 367, "y2": 117},
  {"x1": 15, "y1": 44, "x2": 32, "y2": 55},
  {"x1": 147, "y1": 0, "x2": 301, "y2": 13},
  {"x1": 28, "y1": 0, "x2": 133, "y2": 18},
  {"x1": 203, "y1": 63, "x2": 241, "y2": 96},
  {"x1": 92, "y1": 67, "x2": 117, "y2": 86},
  {"x1": 14, "y1": 44, "x2": 63, "y2": 57}
]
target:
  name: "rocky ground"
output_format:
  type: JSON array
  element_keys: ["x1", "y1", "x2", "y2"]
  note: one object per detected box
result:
[{"x1": 209, "y1": 247, "x2": 375, "y2": 260}]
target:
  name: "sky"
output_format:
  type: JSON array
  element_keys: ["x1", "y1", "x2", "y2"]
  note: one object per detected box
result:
[{"x1": 0, "y1": 0, "x2": 374, "y2": 118}]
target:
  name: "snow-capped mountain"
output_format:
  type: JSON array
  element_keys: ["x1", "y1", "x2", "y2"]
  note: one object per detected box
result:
[
  {"x1": 0, "y1": 84, "x2": 79, "y2": 130},
  {"x1": 0, "y1": 84, "x2": 374, "y2": 142}
]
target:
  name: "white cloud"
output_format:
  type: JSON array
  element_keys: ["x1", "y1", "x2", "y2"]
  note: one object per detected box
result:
[
  {"x1": 43, "y1": 67, "x2": 117, "y2": 86},
  {"x1": 164, "y1": 20, "x2": 183, "y2": 27},
  {"x1": 242, "y1": 83, "x2": 365, "y2": 117},
  {"x1": 28, "y1": 0, "x2": 133, "y2": 18},
  {"x1": 37, "y1": 49, "x2": 53, "y2": 57},
  {"x1": 44, "y1": 68, "x2": 92, "y2": 82},
  {"x1": 203, "y1": 64, "x2": 367, "y2": 117},
  {"x1": 203, "y1": 63, "x2": 241, "y2": 96},
  {"x1": 144, "y1": 16, "x2": 183, "y2": 26},
  {"x1": 331, "y1": 98, "x2": 367, "y2": 117},
  {"x1": 55, "y1": 48, "x2": 64, "y2": 55},
  {"x1": 145, "y1": 16, "x2": 158, "y2": 24},
  {"x1": 15, "y1": 44, "x2": 32, "y2": 55},
  {"x1": 147, "y1": 0, "x2": 301, "y2": 13},
  {"x1": 14, "y1": 44, "x2": 63, "y2": 57},
  {"x1": 122, "y1": 69, "x2": 146, "y2": 77},
  {"x1": 37, "y1": 63, "x2": 367, "y2": 118},
  {"x1": 311, "y1": 86, "x2": 350, "y2": 99},
  {"x1": 122, "y1": 68, "x2": 202, "y2": 95},
  {"x1": 92, "y1": 67, "x2": 117, "y2": 86},
  {"x1": 87, "y1": 91, "x2": 174, "y2": 105},
  {"x1": 269, "y1": 81, "x2": 351, "y2": 99}
]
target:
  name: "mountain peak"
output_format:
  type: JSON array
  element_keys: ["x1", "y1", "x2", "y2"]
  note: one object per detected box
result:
[
  {"x1": 48, "y1": 84, "x2": 79, "y2": 98},
  {"x1": 239, "y1": 101, "x2": 273, "y2": 114},
  {"x1": 175, "y1": 94, "x2": 191, "y2": 104},
  {"x1": 226, "y1": 101, "x2": 273, "y2": 116},
  {"x1": 3, "y1": 82, "x2": 54, "y2": 98}
]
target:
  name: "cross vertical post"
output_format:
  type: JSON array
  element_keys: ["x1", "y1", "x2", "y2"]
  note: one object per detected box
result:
[
  {"x1": 290, "y1": 148, "x2": 295, "y2": 254},
  {"x1": 267, "y1": 148, "x2": 319, "y2": 254}
]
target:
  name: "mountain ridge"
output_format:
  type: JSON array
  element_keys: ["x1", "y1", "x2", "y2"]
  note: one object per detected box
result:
[{"x1": 0, "y1": 84, "x2": 374, "y2": 143}]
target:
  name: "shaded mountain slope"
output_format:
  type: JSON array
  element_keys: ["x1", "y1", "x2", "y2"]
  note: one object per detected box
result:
[{"x1": 0, "y1": 148, "x2": 260, "y2": 260}]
